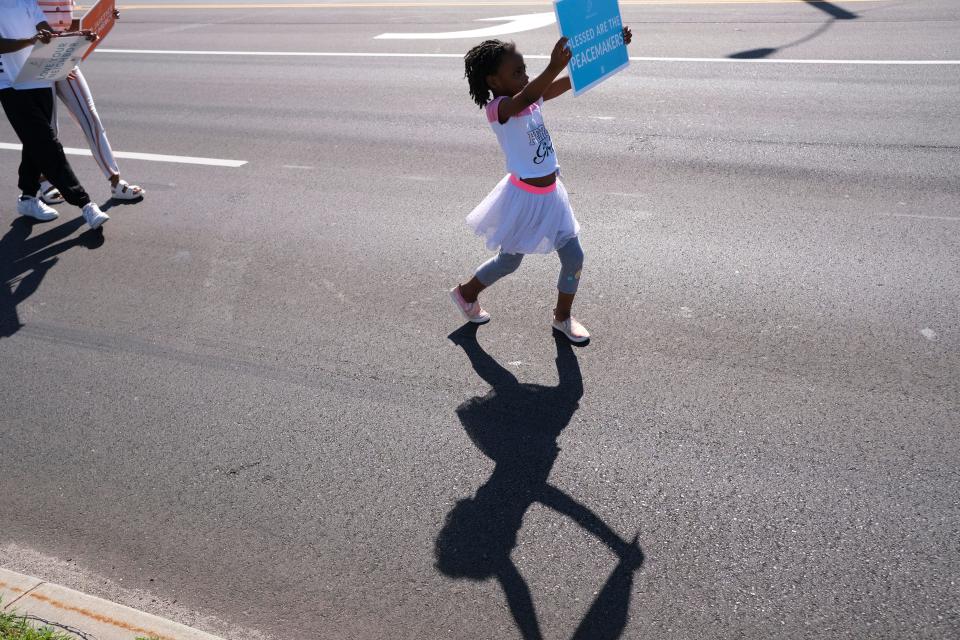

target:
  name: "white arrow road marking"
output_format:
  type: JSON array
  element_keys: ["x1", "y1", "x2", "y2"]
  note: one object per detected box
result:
[{"x1": 374, "y1": 12, "x2": 555, "y2": 40}]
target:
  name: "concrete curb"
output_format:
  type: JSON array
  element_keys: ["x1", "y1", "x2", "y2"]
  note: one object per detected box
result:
[{"x1": 0, "y1": 568, "x2": 225, "y2": 640}]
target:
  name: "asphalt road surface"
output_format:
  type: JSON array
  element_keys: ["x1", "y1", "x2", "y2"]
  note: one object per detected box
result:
[{"x1": 1, "y1": 1, "x2": 958, "y2": 638}]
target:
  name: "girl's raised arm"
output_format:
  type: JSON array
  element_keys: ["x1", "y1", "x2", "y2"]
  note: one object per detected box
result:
[
  {"x1": 543, "y1": 77, "x2": 571, "y2": 101},
  {"x1": 497, "y1": 37, "x2": 572, "y2": 122}
]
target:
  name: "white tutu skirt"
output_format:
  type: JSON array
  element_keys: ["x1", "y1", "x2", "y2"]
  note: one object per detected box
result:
[{"x1": 466, "y1": 174, "x2": 580, "y2": 255}]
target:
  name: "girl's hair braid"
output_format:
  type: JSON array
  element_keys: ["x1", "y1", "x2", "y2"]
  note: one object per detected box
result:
[{"x1": 464, "y1": 39, "x2": 516, "y2": 108}]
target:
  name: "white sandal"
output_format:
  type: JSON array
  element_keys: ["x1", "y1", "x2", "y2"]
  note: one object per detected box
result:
[
  {"x1": 40, "y1": 180, "x2": 64, "y2": 205},
  {"x1": 111, "y1": 179, "x2": 145, "y2": 201}
]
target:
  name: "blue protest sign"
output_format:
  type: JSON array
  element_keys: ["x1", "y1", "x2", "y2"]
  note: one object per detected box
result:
[{"x1": 553, "y1": 0, "x2": 629, "y2": 95}]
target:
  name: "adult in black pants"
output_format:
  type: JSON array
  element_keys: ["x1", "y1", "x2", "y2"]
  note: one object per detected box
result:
[{"x1": 0, "y1": 0, "x2": 108, "y2": 229}]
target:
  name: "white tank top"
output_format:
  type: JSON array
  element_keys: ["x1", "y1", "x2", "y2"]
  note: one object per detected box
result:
[{"x1": 484, "y1": 96, "x2": 558, "y2": 180}]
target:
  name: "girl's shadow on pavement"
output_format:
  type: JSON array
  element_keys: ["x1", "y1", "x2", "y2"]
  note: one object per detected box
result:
[{"x1": 437, "y1": 323, "x2": 644, "y2": 640}]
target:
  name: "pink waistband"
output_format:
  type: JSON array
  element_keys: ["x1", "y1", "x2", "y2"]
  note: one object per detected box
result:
[{"x1": 509, "y1": 174, "x2": 557, "y2": 195}]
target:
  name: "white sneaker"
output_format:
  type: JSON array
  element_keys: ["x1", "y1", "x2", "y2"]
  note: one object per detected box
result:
[
  {"x1": 449, "y1": 286, "x2": 491, "y2": 324},
  {"x1": 82, "y1": 203, "x2": 109, "y2": 230},
  {"x1": 552, "y1": 316, "x2": 591, "y2": 343},
  {"x1": 17, "y1": 196, "x2": 58, "y2": 222}
]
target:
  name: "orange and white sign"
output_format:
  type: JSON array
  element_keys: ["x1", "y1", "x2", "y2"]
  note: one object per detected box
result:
[{"x1": 79, "y1": 0, "x2": 116, "y2": 60}]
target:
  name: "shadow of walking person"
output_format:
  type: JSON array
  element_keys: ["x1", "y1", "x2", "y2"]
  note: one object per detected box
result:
[
  {"x1": 436, "y1": 324, "x2": 644, "y2": 640},
  {"x1": 1, "y1": 217, "x2": 104, "y2": 338}
]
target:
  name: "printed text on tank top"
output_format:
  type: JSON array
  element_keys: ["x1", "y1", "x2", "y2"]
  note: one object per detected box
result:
[{"x1": 485, "y1": 96, "x2": 559, "y2": 187}]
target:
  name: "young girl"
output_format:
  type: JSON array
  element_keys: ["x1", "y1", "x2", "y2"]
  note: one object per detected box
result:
[
  {"x1": 37, "y1": 1, "x2": 144, "y2": 204},
  {"x1": 450, "y1": 30, "x2": 631, "y2": 344}
]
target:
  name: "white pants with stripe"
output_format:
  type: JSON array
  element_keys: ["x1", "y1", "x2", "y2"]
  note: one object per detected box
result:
[{"x1": 53, "y1": 68, "x2": 120, "y2": 180}]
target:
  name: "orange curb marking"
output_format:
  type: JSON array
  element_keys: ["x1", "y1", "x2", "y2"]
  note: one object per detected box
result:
[
  {"x1": 0, "y1": 582, "x2": 27, "y2": 594},
  {"x1": 24, "y1": 590, "x2": 176, "y2": 640},
  {"x1": 0, "y1": 580, "x2": 32, "y2": 607}
]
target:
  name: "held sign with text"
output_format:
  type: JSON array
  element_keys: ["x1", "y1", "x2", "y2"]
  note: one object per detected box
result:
[
  {"x1": 553, "y1": 0, "x2": 629, "y2": 96},
  {"x1": 14, "y1": 36, "x2": 92, "y2": 84}
]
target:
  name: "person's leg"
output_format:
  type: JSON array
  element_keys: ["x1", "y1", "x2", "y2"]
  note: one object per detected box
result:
[
  {"x1": 461, "y1": 252, "x2": 524, "y2": 302},
  {"x1": 57, "y1": 69, "x2": 120, "y2": 183},
  {"x1": 50, "y1": 81, "x2": 59, "y2": 138},
  {"x1": 34, "y1": 92, "x2": 64, "y2": 204},
  {"x1": 1, "y1": 90, "x2": 43, "y2": 197},
  {"x1": 554, "y1": 237, "x2": 584, "y2": 322},
  {"x1": 17, "y1": 141, "x2": 42, "y2": 198},
  {"x1": 3, "y1": 88, "x2": 91, "y2": 208}
]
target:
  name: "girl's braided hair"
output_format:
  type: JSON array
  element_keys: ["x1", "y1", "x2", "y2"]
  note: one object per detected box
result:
[{"x1": 464, "y1": 39, "x2": 516, "y2": 108}]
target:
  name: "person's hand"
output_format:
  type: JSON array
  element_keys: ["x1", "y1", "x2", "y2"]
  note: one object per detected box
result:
[
  {"x1": 549, "y1": 37, "x2": 572, "y2": 71},
  {"x1": 81, "y1": 29, "x2": 99, "y2": 42},
  {"x1": 35, "y1": 29, "x2": 53, "y2": 44},
  {"x1": 623, "y1": 26, "x2": 633, "y2": 46}
]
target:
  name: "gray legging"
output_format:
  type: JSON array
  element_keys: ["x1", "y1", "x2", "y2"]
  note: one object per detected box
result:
[{"x1": 475, "y1": 236, "x2": 584, "y2": 294}]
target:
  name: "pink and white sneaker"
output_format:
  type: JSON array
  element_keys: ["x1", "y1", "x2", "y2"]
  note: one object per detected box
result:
[
  {"x1": 449, "y1": 286, "x2": 491, "y2": 324},
  {"x1": 552, "y1": 316, "x2": 590, "y2": 343}
]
